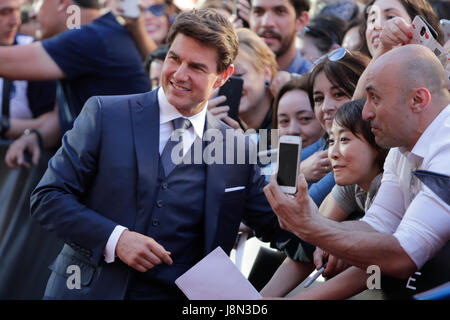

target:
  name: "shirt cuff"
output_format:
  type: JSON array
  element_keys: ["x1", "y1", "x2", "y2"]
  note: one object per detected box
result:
[{"x1": 104, "y1": 225, "x2": 128, "y2": 263}]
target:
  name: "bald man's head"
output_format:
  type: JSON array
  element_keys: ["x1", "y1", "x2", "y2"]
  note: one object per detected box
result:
[
  {"x1": 362, "y1": 45, "x2": 450, "y2": 150},
  {"x1": 372, "y1": 45, "x2": 447, "y2": 97}
]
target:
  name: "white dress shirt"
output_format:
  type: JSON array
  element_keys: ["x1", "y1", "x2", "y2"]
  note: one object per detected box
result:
[
  {"x1": 103, "y1": 88, "x2": 208, "y2": 263},
  {"x1": 361, "y1": 104, "x2": 450, "y2": 269}
]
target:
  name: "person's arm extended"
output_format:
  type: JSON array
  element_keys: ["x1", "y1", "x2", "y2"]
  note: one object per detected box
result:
[
  {"x1": 318, "y1": 192, "x2": 349, "y2": 221},
  {"x1": 264, "y1": 174, "x2": 417, "y2": 279},
  {"x1": 287, "y1": 266, "x2": 370, "y2": 300},
  {"x1": 260, "y1": 257, "x2": 314, "y2": 297},
  {"x1": 4, "y1": 110, "x2": 55, "y2": 140},
  {"x1": 125, "y1": 14, "x2": 157, "y2": 60},
  {"x1": 0, "y1": 42, "x2": 65, "y2": 80}
]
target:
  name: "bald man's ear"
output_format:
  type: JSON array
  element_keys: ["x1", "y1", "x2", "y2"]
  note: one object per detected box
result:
[{"x1": 409, "y1": 88, "x2": 431, "y2": 113}]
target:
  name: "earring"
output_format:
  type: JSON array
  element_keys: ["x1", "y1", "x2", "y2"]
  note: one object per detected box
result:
[{"x1": 264, "y1": 80, "x2": 270, "y2": 88}]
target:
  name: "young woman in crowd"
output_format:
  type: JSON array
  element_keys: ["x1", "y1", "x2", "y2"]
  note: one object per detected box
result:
[
  {"x1": 358, "y1": 0, "x2": 443, "y2": 58},
  {"x1": 208, "y1": 28, "x2": 278, "y2": 131},
  {"x1": 296, "y1": 14, "x2": 347, "y2": 64},
  {"x1": 302, "y1": 48, "x2": 369, "y2": 206},
  {"x1": 261, "y1": 99, "x2": 388, "y2": 300}
]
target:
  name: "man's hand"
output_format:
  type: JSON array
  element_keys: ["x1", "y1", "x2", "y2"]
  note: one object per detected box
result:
[
  {"x1": 313, "y1": 247, "x2": 349, "y2": 279},
  {"x1": 208, "y1": 89, "x2": 242, "y2": 130},
  {"x1": 116, "y1": 230, "x2": 173, "y2": 273},
  {"x1": 263, "y1": 173, "x2": 319, "y2": 234},
  {"x1": 300, "y1": 150, "x2": 332, "y2": 183},
  {"x1": 5, "y1": 132, "x2": 41, "y2": 169}
]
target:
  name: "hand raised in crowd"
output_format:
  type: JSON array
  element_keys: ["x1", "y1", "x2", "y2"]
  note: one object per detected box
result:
[
  {"x1": 377, "y1": 17, "x2": 412, "y2": 57},
  {"x1": 5, "y1": 133, "x2": 41, "y2": 169},
  {"x1": 230, "y1": 0, "x2": 251, "y2": 29},
  {"x1": 116, "y1": 230, "x2": 173, "y2": 273},
  {"x1": 300, "y1": 150, "x2": 332, "y2": 183},
  {"x1": 207, "y1": 88, "x2": 242, "y2": 130},
  {"x1": 264, "y1": 173, "x2": 320, "y2": 234},
  {"x1": 313, "y1": 247, "x2": 349, "y2": 279},
  {"x1": 269, "y1": 71, "x2": 291, "y2": 99}
]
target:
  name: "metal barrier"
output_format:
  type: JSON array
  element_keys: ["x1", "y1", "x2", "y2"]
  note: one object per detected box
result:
[{"x1": 0, "y1": 140, "x2": 63, "y2": 299}]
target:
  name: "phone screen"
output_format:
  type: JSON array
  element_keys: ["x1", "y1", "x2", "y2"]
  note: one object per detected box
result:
[{"x1": 277, "y1": 143, "x2": 299, "y2": 187}]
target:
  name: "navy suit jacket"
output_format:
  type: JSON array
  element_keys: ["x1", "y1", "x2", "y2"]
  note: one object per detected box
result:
[{"x1": 30, "y1": 89, "x2": 299, "y2": 299}]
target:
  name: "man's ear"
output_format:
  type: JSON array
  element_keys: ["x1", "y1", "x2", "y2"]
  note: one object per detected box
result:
[
  {"x1": 295, "y1": 11, "x2": 309, "y2": 33},
  {"x1": 409, "y1": 88, "x2": 431, "y2": 113},
  {"x1": 214, "y1": 64, "x2": 234, "y2": 89},
  {"x1": 57, "y1": 0, "x2": 71, "y2": 12}
]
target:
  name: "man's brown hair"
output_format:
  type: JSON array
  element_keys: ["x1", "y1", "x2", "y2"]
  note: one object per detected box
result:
[{"x1": 166, "y1": 8, "x2": 239, "y2": 73}]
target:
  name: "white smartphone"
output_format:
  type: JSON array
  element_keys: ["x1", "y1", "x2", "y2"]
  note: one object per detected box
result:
[
  {"x1": 120, "y1": 0, "x2": 140, "y2": 18},
  {"x1": 276, "y1": 135, "x2": 302, "y2": 194},
  {"x1": 411, "y1": 15, "x2": 447, "y2": 68}
]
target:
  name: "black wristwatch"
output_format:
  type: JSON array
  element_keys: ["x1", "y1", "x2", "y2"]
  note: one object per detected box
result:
[{"x1": 0, "y1": 116, "x2": 10, "y2": 138}]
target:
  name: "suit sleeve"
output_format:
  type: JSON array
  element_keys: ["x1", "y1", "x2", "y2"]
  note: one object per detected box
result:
[{"x1": 30, "y1": 96, "x2": 118, "y2": 265}]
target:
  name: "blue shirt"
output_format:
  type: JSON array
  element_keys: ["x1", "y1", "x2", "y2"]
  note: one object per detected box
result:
[
  {"x1": 42, "y1": 12, "x2": 150, "y2": 132},
  {"x1": 285, "y1": 51, "x2": 312, "y2": 75}
]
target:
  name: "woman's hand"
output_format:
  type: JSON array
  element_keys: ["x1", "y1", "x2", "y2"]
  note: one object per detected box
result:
[
  {"x1": 376, "y1": 16, "x2": 412, "y2": 58},
  {"x1": 300, "y1": 150, "x2": 332, "y2": 183}
]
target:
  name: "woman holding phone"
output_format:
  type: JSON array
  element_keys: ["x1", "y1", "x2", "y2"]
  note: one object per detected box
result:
[
  {"x1": 261, "y1": 99, "x2": 388, "y2": 300},
  {"x1": 208, "y1": 28, "x2": 278, "y2": 131}
]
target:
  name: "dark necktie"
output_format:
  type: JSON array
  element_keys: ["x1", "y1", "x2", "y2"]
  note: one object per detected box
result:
[{"x1": 161, "y1": 117, "x2": 192, "y2": 176}]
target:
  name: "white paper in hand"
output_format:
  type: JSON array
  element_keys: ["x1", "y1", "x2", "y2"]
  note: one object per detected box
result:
[{"x1": 175, "y1": 246, "x2": 262, "y2": 300}]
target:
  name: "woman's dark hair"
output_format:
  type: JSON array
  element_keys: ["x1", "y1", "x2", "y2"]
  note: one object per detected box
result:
[
  {"x1": 272, "y1": 74, "x2": 310, "y2": 129},
  {"x1": 334, "y1": 99, "x2": 388, "y2": 170},
  {"x1": 302, "y1": 14, "x2": 347, "y2": 54},
  {"x1": 358, "y1": 0, "x2": 444, "y2": 57},
  {"x1": 307, "y1": 50, "x2": 370, "y2": 109},
  {"x1": 144, "y1": 44, "x2": 169, "y2": 74}
]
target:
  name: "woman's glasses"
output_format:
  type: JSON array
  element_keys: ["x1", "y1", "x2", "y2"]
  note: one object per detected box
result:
[
  {"x1": 144, "y1": 4, "x2": 166, "y2": 17},
  {"x1": 312, "y1": 47, "x2": 351, "y2": 66}
]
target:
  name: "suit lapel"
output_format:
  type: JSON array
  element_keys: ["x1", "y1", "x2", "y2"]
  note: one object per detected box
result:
[
  {"x1": 204, "y1": 112, "x2": 227, "y2": 254},
  {"x1": 130, "y1": 89, "x2": 160, "y2": 232}
]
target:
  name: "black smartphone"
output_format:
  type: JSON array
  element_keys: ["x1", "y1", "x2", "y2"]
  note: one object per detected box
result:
[{"x1": 217, "y1": 76, "x2": 243, "y2": 122}]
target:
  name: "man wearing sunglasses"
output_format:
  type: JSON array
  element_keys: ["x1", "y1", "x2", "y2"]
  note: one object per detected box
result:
[{"x1": 1, "y1": 0, "x2": 150, "y2": 169}]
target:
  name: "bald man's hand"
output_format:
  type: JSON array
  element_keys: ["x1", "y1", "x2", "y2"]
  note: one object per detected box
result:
[{"x1": 264, "y1": 173, "x2": 320, "y2": 234}]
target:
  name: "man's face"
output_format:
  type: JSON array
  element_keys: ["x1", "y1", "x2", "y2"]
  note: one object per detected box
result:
[
  {"x1": 249, "y1": 0, "x2": 298, "y2": 57},
  {"x1": 0, "y1": 0, "x2": 22, "y2": 45},
  {"x1": 362, "y1": 64, "x2": 412, "y2": 149},
  {"x1": 38, "y1": 0, "x2": 65, "y2": 39},
  {"x1": 161, "y1": 33, "x2": 230, "y2": 116}
]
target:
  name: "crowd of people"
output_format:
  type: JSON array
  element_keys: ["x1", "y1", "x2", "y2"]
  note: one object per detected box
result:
[{"x1": 0, "y1": 0, "x2": 448, "y2": 300}]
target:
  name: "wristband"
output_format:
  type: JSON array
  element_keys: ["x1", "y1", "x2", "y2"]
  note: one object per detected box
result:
[{"x1": 24, "y1": 128, "x2": 43, "y2": 148}]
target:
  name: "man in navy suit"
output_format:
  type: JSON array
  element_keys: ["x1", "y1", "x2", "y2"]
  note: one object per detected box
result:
[{"x1": 30, "y1": 9, "x2": 305, "y2": 300}]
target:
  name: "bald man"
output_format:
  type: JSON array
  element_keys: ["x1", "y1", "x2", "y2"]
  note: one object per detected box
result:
[{"x1": 262, "y1": 45, "x2": 450, "y2": 299}]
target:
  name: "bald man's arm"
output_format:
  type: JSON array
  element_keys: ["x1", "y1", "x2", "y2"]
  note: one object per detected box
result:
[{"x1": 0, "y1": 42, "x2": 65, "y2": 81}]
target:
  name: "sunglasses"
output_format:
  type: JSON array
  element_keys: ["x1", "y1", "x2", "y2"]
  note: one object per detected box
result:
[
  {"x1": 312, "y1": 47, "x2": 351, "y2": 66},
  {"x1": 143, "y1": 4, "x2": 166, "y2": 17}
]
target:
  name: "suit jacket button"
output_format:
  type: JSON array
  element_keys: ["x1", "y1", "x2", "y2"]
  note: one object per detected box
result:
[
  {"x1": 152, "y1": 219, "x2": 160, "y2": 227},
  {"x1": 162, "y1": 182, "x2": 168, "y2": 190},
  {"x1": 156, "y1": 200, "x2": 163, "y2": 208}
]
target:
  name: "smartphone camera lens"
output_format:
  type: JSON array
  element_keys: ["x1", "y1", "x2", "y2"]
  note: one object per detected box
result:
[{"x1": 420, "y1": 27, "x2": 426, "y2": 37}]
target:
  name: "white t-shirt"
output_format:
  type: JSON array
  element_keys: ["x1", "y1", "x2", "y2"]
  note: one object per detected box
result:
[{"x1": 361, "y1": 104, "x2": 450, "y2": 269}]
